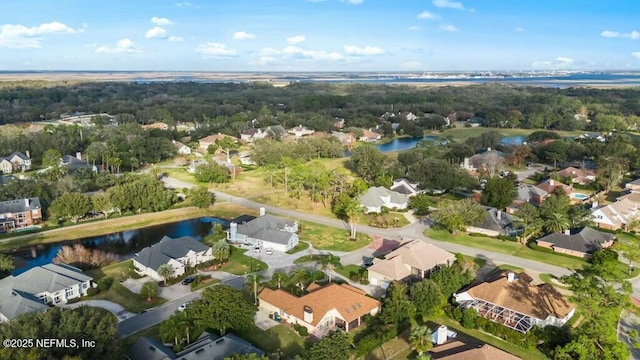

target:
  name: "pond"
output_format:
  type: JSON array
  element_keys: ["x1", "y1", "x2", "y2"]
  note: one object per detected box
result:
[
  {"x1": 375, "y1": 135, "x2": 440, "y2": 152},
  {"x1": 500, "y1": 135, "x2": 526, "y2": 146},
  {"x1": 6, "y1": 217, "x2": 229, "y2": 275}
]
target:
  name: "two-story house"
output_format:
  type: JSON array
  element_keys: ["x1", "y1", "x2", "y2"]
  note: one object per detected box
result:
[
  {"x1": 0, "y1": 197, "x2": 43, "y2": 233},
  {"x1": 132, "y1": 236, "x2": 213, "y2": 281},
  {"x1": 227, "y1": 211, "x2": 299, "y2": 252},
  {"x1": 1, "y1": 151, "x2": 31, "y2": 173}
]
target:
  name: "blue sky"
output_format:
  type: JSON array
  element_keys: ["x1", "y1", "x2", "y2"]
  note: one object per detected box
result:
[{"x1": 0, "y1": 0, "x2": 639, "y2": 71}]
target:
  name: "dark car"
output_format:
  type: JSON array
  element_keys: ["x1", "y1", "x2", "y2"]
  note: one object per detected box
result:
[
  {"x1": 181, "y1": 276, "x2": 195, "y2": 285},
  {"x1": 363, "y1": 257, "x2": 374, "y2": 267}
]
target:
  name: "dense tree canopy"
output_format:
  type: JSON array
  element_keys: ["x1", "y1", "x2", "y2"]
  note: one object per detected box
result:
[{"x1": 191, "y1": 285, "x2": 256, "y2": 335}]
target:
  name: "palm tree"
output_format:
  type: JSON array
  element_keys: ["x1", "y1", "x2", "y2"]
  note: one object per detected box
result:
[
  {"x1": 543, "y1": 212, "x2": 570, "y2": 233},
  {"x1": 245, "y1": 273, "x2": 263, "y2": 305},
  {"x1": 344, "y1": 199, "x2": 363, "y2": 239},
  {"x1": 157, "y1": 264, "x2": 174, "y2": 287},
  {"x1": 272, "y1": 271, "x2": 288, "y2": 289},
  {"x1": 290, "y1": 268, "x2": 309, "y2": 292},
  {"x1": 159, "y1": 315, "x2": 180, "y2": 346},
  {"x1": 409, "y1": 325, "x2": 433, "y2": 356},
  {"x1": 215, "y1": 137, "x2": 239, "y2": 163},
  {"x1": 0, "y1": 254, "x2": 14, "y2": 273},
  {"x1": 320, "y1": 254, "x2": 341, "y2": 283},
  {"x1": 175, "y1": 312, "x2": 193, "y2": 345},
  {"x1": 212, "y1": 240, "x2": 230, "y2": 262}
]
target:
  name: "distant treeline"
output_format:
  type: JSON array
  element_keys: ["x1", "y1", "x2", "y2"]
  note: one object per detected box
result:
[{"x1": 1, "y1": 82, "x2": 640, "y2": 133}]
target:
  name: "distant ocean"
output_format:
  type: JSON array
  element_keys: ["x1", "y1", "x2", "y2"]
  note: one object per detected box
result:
[{"x1": 2, "y1": 70, "x2": 640, "y2": 88}]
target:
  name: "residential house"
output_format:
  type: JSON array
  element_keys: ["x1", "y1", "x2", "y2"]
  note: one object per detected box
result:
[
  {"x1": 555, "y1": 167, "x2": 595, "y2": 186},
  {"x1": 0, "y1": 263, "x2": 93, "y2": 322},
  {"x1": 187, "y1": 159, "x2": 207, "y2": 174},
  {"x1": 141, "y1": 122, "x2": 169, "y2": 130},
  {"x1": 239, "y1": 151, "x2": 256, "y2": 165},
  {"x1": 536, "y1": 227, "x2": 615, "y2": 258},
  {"x1": 591, "y1": 198, "x2": 640, "y2": 230},
  {"x1": 127, "y1": 332, "x2": 264, "y2": 360},
  {"x1": 466, "y1": 207, "x2": 517, "y2": 237},
  {"x1": 454, "y1": 271, "x2": 575, "y2": 333},
  {"x1": 2, "y1": 151, "x2": 31, "y2": 173},
  {"x1": 467, "y1": 117, "x2": 484, "y2": 127},
  {"x1": 240, "y1": 128, "x2": 267, "y2": 143},
  {"x1": 287, "y1": 125, "x2": 315, "y2": 138},
  {"x1": 258, "y1": 283, "x2": 380, "y2": 338},
  {"x1": 359, "y1": 129, "x2": 382, "y2": 142},
  {"x1": 368, "y1": 240, "x2": 455, "y2": 289},
  {"x1": 390, "y1": 178, "x2": 420, "y2": 197},
  {"x1": 535, "y1": 179, "x2": 573, "y2": 196},
  {"x1": 330, "y1": 131, "x2": 356, "y2": 146},
  {"x1": 506, "y1": 184, "x2": 548, "y2": 213},
  {"x1": 358, "y1": 186, "x2": 409, "y2": 213},
  {"x1": 263, "y1": 125, "x2": 287, "y2": 139},
  {"x1": 462, "y1": 149, "x2": 507, "y2": 175},
  {"x1": 402, "y1": 111, "x2": 418, "y2": 121},
  {"x1": 429, "y1": 324, "x2": 521, "y2": 359},
  {"x1": 198, "y1": 133, "x2": 238, "y2": 151},
  {"x1": 227, "y1": 211, "x2": 299, "y2": 252},
  {"x1": 132, "y1": 236, "x2": 213, "y2": 281},
  {"x1": 0, "y1": 197, "x2": 43, "y2": 233},
  {"x1": 334, "y1": 118, "x2": 345, "y2": 130},
  {"x1": 172, "y1": 140, "x2": 191, "y2": 155},
  {"x1": 625, "y1": 178, "x2": 640, "y2": 191},
  {"x1": 60, "y1": 153, "x2": 98, "y2": 173}
]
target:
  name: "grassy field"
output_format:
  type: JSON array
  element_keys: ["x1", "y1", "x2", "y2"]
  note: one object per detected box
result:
[
  {"x1": 426, "y1": 228, "x2": 587, "y2": 270},
  {"x1": 85, "y1": 259, "x2": 139, "y2": 281},
  {"x1": 298, "y1": 219, "x2": 371, "y2": 251},
  {"x1": 0, "y1": 203, "x2": 254, "y2": 251},
  {"x1": 92, "y1": 282, "x2": 168, "y2": 313},
  {"x1": 427, "y1": 127, "x2": 586, "y2": 142},
  {"x1": 285, "y1": 241, "x2": 310, "y2": 254},
  {"x1": 335, "y1": 264, "x2": 367, "y2": 279},
  {"x1": 217, "y1": 247, "x2": 268, "y2": 275},
  {"x1": 293, "y1": 254, "x2": 331, "y2": 265},
  {"x1": 235, "y1": 324, "x2": 305, "y2": 358}
]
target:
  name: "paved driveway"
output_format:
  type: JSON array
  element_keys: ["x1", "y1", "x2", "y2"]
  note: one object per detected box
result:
[{"x1": 65, "y1": 300, "x2": 136, "y2": 322}]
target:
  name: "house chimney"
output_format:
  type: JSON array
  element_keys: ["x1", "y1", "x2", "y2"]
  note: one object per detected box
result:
[
  {"x1": 76, "y1": 152, "x2": 82, "y2": 160},
  {"x1": 463, "y1": 157, "x2": 470, "y2": 169},
  {"x1": 303, "y1": 305, "x2": 313, "y2": 323},
  {"x1": 486, "y1": 147, "x2": 491, "y2": 152},
  {"x1": 497, "y1": 210, "x2": 502, "y2": 220},
  {"x1": 24, "y1": 198, "x2": 29, "y2": 207},
  {"x1": 259, "y1": 207, "x2": 266, "y2": 217},
  {"x1": 436, "y1": 325, "x2": 448, "y2": 345},
  {"x1": 25, "y1": 151, "x2": 30, "y2": 159},
  {"x1": 591, "y1": 201, "x2": 598, "y2": 209},
  {"x1": 549, "y1": 179, "x2": 555, "y2": 186},
  {"x1": 229, "y1": 222, "x2": 237, "y2": 240},
  {"x1": 507, "y1": 272, "x2": 515, "y2": 282},
  {"x1": 564, "y1": 229, "x2": 571, "y2": 235}
]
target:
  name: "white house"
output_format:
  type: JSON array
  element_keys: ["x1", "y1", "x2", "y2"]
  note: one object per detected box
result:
[
  {"x1": 258, "y1": 283, "x2": 380, "y2": 338},
  {"x1": 358, "y1": 186, "x2": 408, "y2": 213},
  {"x1": 454, "y1": 271, "x2": 575, "y2": 333},
  {"x1": 390, "y1": 178, "x2": 420, "y2": 197},
  {"x1": 591, "y1": 198, "x2": 640, "y2": 231},
  {"x1": 227, "y1": 211, "x2": 299, "y2": 252},
  {"x1": 173, "y1": 140, "x2": 191, "y2": 155},
  {"x1": 0, "y1": 263, "x2": 93, "y2": 322},
  {"x1": 287, "y1": 125, "x2": 315, "y2": 138},
  {"x1": 132, "y1": 236, "x2": 213, "y2": 281}
]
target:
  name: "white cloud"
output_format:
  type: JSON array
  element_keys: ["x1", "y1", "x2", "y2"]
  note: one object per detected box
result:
[
  {"x1": 233, "y1": 31, "x2": 256, "y2": 40},
  {"x1": 409, "y1": 26, "x2": 420, "y2": 31},
  {"x1": 417, "y1": 11, "x2": 440, "y2": 20},
  {"x1": 601, "y1": 30, "x2": 639, "y2": 39},
  {"x1": 282, "y1": 45, "x2": 343, "y2": 61},
  {"x1": 95, "y1": 38, "x2": 141, "y2": 54},
  {"x1": 531, "y1": 56, "x2": 574, "y2": 69},
  {"x1": 402, "y1": 61, "x2": 423, "y2": 69},
  {"x1": 340, "y1": 0, "x2": 363, "y2": 4},
  {"x1": 195, "y1": 42, "x2": 237, "y2": 57},
  {"x1": 440, "y1": 24, "x2": 460, "y2": 32},
  {"x1": 168, "y1": 36, "x2": 183, "y2": 42},
  {"x1": 259, "y1": 48, "x2": 281, "y2": 56},
  {"x1": 515, "y1": 27, "x2": 524, "y2": 32},
  {"x1": 433, "y1": 0, "x2": 465, "y2": 10},
  {"x1": 0, "y1": 21, "x2": 81, "y2": 48},
  {"x1": 633, "y1": 52, "x2": 640, "y2": 60},
  {"x1": 286, "y1": 35, "x2": 306, "y2": 45},
  {"x1": 344, "y1": 45, "x2": 385, "y2": 55},
  {"x1": 145, "y1": 26, "x2": 167, "y2": 39},
  {"x1": 175, "y1": 1, "x2": 192, "y2": 6},
  {"x1": 151, "y1": 17, "x2": 173, "y2": 26}
]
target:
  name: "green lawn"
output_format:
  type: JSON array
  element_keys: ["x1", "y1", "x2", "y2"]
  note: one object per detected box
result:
[
  {"x1": 85, "y1": 259, "x2": 140, "y2": 281},
  {"x1": 360, "y1": 212, "x2": 410, "y2": 228},
  {"x1": 286, "y1": 241, "x2": 310, "y2": 254},
  {"x1": 298, "y1": 219, "x2": 371, "y2": 251},
  {"x1": 235, "y1": 324, "x2": 306, "y2": 358},
  {"x1": 426, "y1": 229, "x2": 587, "y2": 270},
  {"x1": 432, "y1": 316, "x2": 549, "y2": 360},
  {"x1": 90, "y1": 282, "x2": 167, "y2": 313},
  {"x1": 335, "y1": 264, "x2": 367, "y2": 280},
  {"x1": 217, "y1": 247, "x2": 268, "y2": 275},
  {"x1": 190, "y1": 276, "x2": 220, "y2": 291},
  {"x1": 431, "y1": 127, "x2": 584, "y2": 142},
  {"x1": 293, "y1": 254, "x2": 331, "y2": 265}
]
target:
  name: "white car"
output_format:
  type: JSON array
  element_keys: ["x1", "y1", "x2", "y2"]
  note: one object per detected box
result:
[
  {"x1": 178, "y1": 301, "x2": 191, "y2": 311},
  {"x1": 254, "y1": 246, "x2": 261, "y2": 253},
  {"x1": 265, "y1": 248, "x2": 273, "y2": 255}
]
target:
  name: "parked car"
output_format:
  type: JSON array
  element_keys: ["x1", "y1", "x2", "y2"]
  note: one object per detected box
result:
[
  {"x1": 265, "y1": 248, "x2": 273, "y2": 255},
  {"x1": 363, "y1": 256, "x2": 374, "y2": 267},
  {"x1": 254, "y1": 246, "x2": 261, "y2": 253},
  {"x1": 178, "y1": 301, "x2": 191, "y2": 311},
  {"x1": 181, "y1": 276, "x2": 195, "y2": 285}
]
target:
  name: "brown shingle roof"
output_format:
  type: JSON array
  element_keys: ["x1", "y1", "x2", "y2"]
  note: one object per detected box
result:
[
  {"x1": 368, "y1": 240, "x2": 455, "y2": 281},
  {"x1": 258, "y1": 283, "x2": 380, "y2": 326},
  {"x1": 463, "y1": 271, "x2": 574, "y2": 320},
  {"x1": 433, "y1": 343, "x2": 521, "y2": 360}
]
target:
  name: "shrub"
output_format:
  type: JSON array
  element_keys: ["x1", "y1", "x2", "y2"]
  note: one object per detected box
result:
[
  {"x1": 297, "y1": 326, "x2": 308, "y2": 336},
  {"x1": 97, "y1": 277, "x2": 114, "y2": 291},
  {"x1": 86, "y1": 287, "x2": 99, "y2": 296},
  {"x1": 461, "y1": 308, "x2": 478, "y2": 329}
]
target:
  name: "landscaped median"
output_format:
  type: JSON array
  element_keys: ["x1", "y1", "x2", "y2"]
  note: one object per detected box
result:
[{"x1": 297, "y1": 219, "x2": 371, "y2": 252}]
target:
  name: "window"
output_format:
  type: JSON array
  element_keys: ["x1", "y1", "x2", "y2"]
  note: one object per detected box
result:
[{"x1": 65, "y1": 288, "x2": 74, "y2": 298}]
